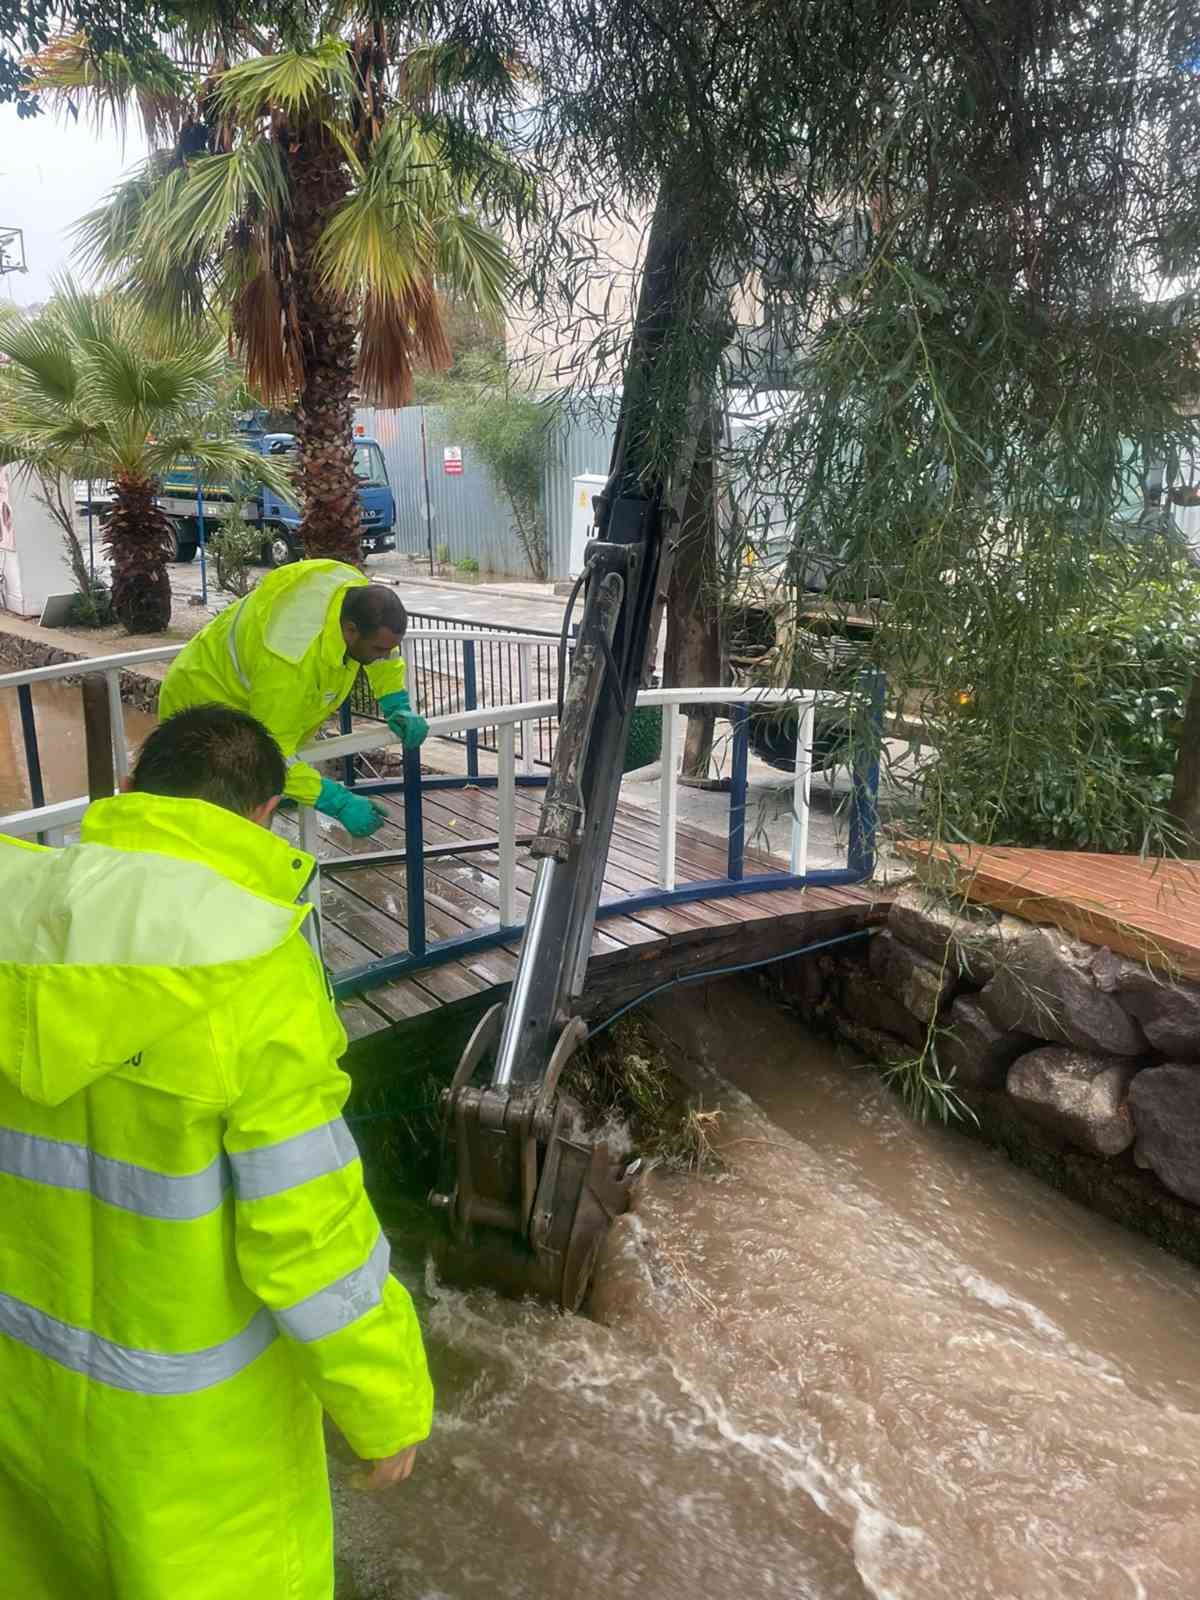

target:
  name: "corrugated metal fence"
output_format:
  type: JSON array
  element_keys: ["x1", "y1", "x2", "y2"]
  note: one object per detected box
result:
[{"x1": 355, "y1": 394, "x2": 619, "y2": 581}]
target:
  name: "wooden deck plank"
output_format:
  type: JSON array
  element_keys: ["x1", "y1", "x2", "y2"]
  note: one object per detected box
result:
[
  {"x1": 291, "y1": 776, "x2": 885, "y2": 1040},
  {"x1": 902, "y1": 842, "x2": 1200, "y2": 978}
]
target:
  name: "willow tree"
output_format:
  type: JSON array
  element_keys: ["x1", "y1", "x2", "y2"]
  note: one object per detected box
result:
[
  {"x1": 28, "y1": 10, "x2": 513, "y2": 565},
  {"x1": 415, "y1": 0, "x2": 1200, "y2": 853}
]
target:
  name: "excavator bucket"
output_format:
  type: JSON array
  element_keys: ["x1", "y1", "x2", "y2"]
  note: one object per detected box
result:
[{"x1": 429, "y1": 1009, "x2": 634, "y2": 1310}]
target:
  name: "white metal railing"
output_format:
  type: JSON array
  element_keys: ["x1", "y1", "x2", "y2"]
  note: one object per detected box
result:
[
  {"x1": 296, "y1": 685, "x2": 820, "y2": 917},
  {"x1": 0, "y1": 628, "x2": 561, "y2": 840},
  {"x1": 1, "y1": 644, "x2": 851, "y2": 981}
]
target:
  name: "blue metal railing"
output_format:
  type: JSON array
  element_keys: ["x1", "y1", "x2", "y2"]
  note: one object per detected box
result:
[
  {"x1": 349, "y1": 609, "x2": 568, "y2": 771},
  {"x1": 325, "y1": 676, "x2": 885, "y2": 1000}
]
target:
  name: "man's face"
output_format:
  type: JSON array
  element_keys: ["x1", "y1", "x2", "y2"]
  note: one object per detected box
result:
[{"x1": 344, "y1": 625, "x2": 402, "y2": 666}]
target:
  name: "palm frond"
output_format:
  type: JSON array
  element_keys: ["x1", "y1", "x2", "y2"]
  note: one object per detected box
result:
[
  {"x1": 354, "y1": 287, "x2": 442, "y2": 407},
  {"x1": 72, "y1": 153, "x2": 176, "y2": 279},
  {"x1": 434, "y1": 212, "x2": 512, "y2": 312},
  {"x1": 142, "y1": 143, "x2": 288, "y2": 262},
  {"x1": 231, "y1": 260, "x2": 299, "y2": 403},
  {"x1": 0, "y1": 314, "x2": 79, "y2": 405},
  {"x1": 25, "y1": 31, "x2": 191, "y2": 147},
  {"x1": 214, "y1": 37, "x2": 353, "y2": 123},
  {"x1": 315, "y1": 119, "x2": 451, "y2": 300},
  {"x1": 316, "y1": 185, "x2": 432, "y2": 303},
  {"x1": 142, "y1": 435, "x2": 294, "y2": 502},
  {"x1": 395, "y1": 41, "x2": 524, "y2": 111}
]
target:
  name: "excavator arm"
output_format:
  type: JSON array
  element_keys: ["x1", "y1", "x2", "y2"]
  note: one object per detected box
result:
[{"x1": 429, "y1": 186, "x2": 724, "y2": 1308}]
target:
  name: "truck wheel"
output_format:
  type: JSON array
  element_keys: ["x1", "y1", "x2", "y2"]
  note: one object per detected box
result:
[
  {"x1": 173, "y1": 523, "x2": 198, "y2": 563},
  {"x1": 264, "y1": 528, "x2": 298, "y2": 568}
]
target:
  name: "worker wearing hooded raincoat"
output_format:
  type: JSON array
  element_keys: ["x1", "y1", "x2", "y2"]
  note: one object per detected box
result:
[
  {"x1": 158, "y1": 558, "x2": 428, "y2": 838},
  {"x1": 0, "y1": 706, "x2": 433, "y2": 1599}
]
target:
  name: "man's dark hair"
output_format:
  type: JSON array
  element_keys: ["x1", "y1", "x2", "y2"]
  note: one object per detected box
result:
[
  {"x1": 341, "y1": 584, "x2": 408, "y2": 638},
  {"x1": 133, "y1": 706, "x2": 287, "y2": 818}
]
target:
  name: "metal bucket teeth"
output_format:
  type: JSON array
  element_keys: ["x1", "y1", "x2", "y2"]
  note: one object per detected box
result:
[{"x1": 430, "y1": 1086, "x2": 632, "y2": 1312}]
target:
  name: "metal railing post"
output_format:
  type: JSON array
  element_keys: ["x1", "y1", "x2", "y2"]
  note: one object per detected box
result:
[
  {"x1": 517, "y1": 643, "x2": 534, "y2": 775},
  {"x1": 402, "y1": 745, "x2": 427, "y2": 956},
  {"x1": 727, "y1": 703, "x2": 749, "y2": 881},
  {"x1": 790, "y1": 697, "x2": 815, "y2": 877},
  {"x1": 298, "y1": 804, "x2": 324, "y2": 960},
  {"x1": 847, "y1": 670, "x2": 885, "y2": 880},
  {"x1": 497, "y1": 722, "x2": 517, "y2": 925},
  {"x1": 338, "y1": 700, "x2": 356, "y2": 787},
  {"x1": 16, "y1": 685, "x2": 45, "y2": 810},
  {"x1": 657, "y1": 706, "x2": 679, "y2": 889},
  {"x1": 104, "y1": 671, "x2": 130, "y2": 784},
  {"x1": 462, "y1": 639, "x2": 479, "y2": 779}
]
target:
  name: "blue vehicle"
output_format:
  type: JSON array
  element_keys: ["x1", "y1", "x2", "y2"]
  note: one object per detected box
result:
[{"x1": 157, "y1": 419, "x2": 397, "y2": 568}]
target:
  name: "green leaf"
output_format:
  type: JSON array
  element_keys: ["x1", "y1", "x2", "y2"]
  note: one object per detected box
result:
[{"x1": 214, "y1": 37, "x2": 353, "y2": 123}]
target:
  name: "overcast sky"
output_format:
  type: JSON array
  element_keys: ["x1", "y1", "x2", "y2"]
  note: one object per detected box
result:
[{"x1": 0, "y1": 105, "x2": 147, "y2": 305}]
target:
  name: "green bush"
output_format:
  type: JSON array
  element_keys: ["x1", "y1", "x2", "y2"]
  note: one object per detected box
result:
[
  {"x1": 455, "y1": 555, "x2": 480, "y2": 574},
  {"x1": 436, "y1": 542, "x2": 451, "y2": 565},
  {"x1": 923, "y1": 557, "x2": 1200, "y2": 853},
  {"x1": 65, "y1": 583, "x2": 114, "y2": 629},
  {"x1": 210, "y1": 517, "x2": 261, "y2": 597}
]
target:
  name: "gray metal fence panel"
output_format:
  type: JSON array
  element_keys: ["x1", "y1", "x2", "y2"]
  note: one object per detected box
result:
[
  {"x1": 356, "y1": 404, "x2": 532, "y2": 576},
  {"x1": 357, "y1": 398, "x2": 619, "y2": 581}
]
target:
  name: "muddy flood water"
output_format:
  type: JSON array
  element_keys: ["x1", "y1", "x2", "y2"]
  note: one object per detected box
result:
[
  {"x1": 335, "y1": 980, "x2": 1200, "y2": 1600},
  {"x1": 0, "y1": 681, "x2": 157, "y2": 811}
]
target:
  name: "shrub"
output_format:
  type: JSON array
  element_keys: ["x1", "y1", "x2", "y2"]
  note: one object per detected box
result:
[
  {"x1": 437, "y1": 356, "x2": 557, "y2": 580},
  {"x1": 455, "y1": 555, "x2": 480, "y2": 574},
  {"x1": 921, "y1": 556, "x2": 1200, "y2": 853},
  {"x1": 65, "y1": 583, "x2": 114, "y2": 629},
  {"x1": 210, "y1": 517, "x2": 261, "y2": 598}
]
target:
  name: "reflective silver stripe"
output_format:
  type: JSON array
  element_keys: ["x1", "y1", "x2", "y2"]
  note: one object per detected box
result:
[
  {"x1": 226, "y1": 603, "x2": 252, "y2": 692},
  {"x1": 229, "y1": 1117, "x2": 359, "y2": 1202},
  {"x1": 0, "y1": 1126, "x2": 230, "y2": 1221},
  {"x1": 0, "y1": 1292, "x2": 276, "y2": 1395},
  {"x1": 274, "y1": 1232, "x2": 391, "y2": 1344}
]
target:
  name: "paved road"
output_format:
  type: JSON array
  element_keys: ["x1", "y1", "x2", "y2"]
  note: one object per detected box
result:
[{"x1": 170, "y1": 554, "x2": 573, "y2": 638}]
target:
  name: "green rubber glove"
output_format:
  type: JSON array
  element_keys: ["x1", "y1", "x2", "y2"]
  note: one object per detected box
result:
[
  {"x1": 315, "y1": 778, "x2": 388, "y2": 838},
  {"x1": 379, "y1": 690, "x2": 429, "y2": 751}
]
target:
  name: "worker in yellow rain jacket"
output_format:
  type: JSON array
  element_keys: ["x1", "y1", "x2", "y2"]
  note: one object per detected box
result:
[
  {"x1": 0, "y1": 705, "x2": 433, "y2": 1599},
  {"x1": 158, "y1": 558, "x2": 428, "y2": 839}
]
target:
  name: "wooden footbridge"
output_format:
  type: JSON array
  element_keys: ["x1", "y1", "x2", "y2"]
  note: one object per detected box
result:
[{"x1": 0, "y1": 629, "x2": 890, "y2": 1057}]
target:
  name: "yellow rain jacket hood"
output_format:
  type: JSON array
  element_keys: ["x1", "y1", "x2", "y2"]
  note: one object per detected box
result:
[
  {"x1": 158, "y1": 559, "x2": 407, "y2": 804},
  {"x1": 0, "y1": 799, "x2": 307, "y2": 1107},
  {"x1": 0, "y1": 793, "x2": 432, "y2": 1600}
]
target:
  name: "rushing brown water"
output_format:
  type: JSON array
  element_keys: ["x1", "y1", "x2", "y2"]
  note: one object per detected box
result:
[
  {"x1": 0, "y1": 681, "x2": 157, "y2": 811},
  {"x1": 334, "y1": 979, "x2": 1200, "y2": 1600}
]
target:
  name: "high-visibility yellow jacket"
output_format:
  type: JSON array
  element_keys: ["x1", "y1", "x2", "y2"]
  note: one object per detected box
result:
[
  {"x1": 158, "y1": 560, "x2": 407, "y2": 804},
  {"x1": 0, "y1": 793, "x2": 432, "y2": 1600}
]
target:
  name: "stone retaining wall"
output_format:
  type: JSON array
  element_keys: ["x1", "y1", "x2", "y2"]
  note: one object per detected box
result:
[{"x1": 769, "y1": 885, "x2": 1200, "y2": 1262}]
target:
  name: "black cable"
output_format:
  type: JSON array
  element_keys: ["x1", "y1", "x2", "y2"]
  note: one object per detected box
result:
[
  {"x1": 556, "y1": 561, "x2": 590, "y2": 720},
  {"x1": 344, "y1": 928, "x2": 872, "y2": 1126},
  {"x1": 585, "y1": 927, "x2": 870, "y2": 1041},
  {"x1": 598, "y1": 627, "x2": 628, "y2": 718}
]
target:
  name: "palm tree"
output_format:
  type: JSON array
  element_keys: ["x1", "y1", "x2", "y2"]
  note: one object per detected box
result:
[
  {"x1": 29, "y1": 17, "x2": 514, "y2": 567},
  {"x1": 0, "y1": 283, "x2": 292, "y2": 632}
]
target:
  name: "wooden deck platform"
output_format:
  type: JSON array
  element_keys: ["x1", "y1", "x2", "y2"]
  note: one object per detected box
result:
[
  {"x1": 904, "y1": 842, "x2": 1200, "y2": 979},
  {"x1": 276, "y1": 783, "x2": 889, "y2": 1042}
]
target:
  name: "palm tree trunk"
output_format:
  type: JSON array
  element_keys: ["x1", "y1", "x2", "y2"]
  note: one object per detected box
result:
[
  {"x1": 105, "y1": 473, "x2": 173, "y2": 634},
  {"x1": 289, "y1": 131, "x2": 363, "y2": 566}
]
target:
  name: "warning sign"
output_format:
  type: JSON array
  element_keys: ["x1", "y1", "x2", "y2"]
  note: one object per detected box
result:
[{"x1": 443, "y1": 446, "x2": 463, "y2": 476}]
